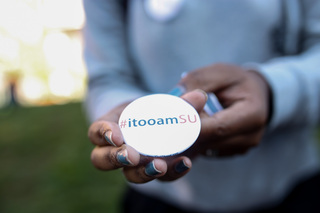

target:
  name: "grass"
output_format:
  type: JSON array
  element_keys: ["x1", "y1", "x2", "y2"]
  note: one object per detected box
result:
[{"x1": 0, "y1": 103, "x2": 126, "y2": 213}]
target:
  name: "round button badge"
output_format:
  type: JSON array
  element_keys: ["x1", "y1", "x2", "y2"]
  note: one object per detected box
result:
[{"x1": 119, "y1": 94, "x2": 201, "y2": 156}]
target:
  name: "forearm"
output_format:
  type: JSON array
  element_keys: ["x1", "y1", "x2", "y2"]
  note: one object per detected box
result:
[
  {"x1": 85, "y1": 86, "x2": 146, "y2": 122},
  {"x1": 248, "y1": 43, "x2": 320, "y2": 129},
  {"x1": 83, "y1": 0, "x2": 147, "y2": 122}
]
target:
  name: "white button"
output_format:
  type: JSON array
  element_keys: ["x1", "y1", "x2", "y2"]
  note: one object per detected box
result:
[
  {"x1": 119, "y1": 94, "x2": 201, "y2": 156},
  {"x1": 144, "y1": 0, "x2": 185, "y2": 22}
]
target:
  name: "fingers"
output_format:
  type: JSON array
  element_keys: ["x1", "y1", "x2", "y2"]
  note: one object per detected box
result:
[
  {"x1": 158, "y1": 157, "x2": 192, "y2": 181},
  {"x1": 91, "y1": 144, "x2": 140, "y2": 170},
  {"x1": 91, "y1": 142, "x2": 192, "y2": 183},
  {"x1": 90, "y1": 137, "x2": 167, "y2": 183},
  {"x1": 180, "y1": 89, "x2": 208, "y2": 113},
  {"x1": 199, "y1": 130, "x2": 263, "y2": 157},
  {"x1": 201, "y1": 103, "x2": 266, "y2": 138},
  {"x1": 123, "y1": 156, "x2": 192, "y2": 183},
  {"x1": 88, "y1": 98, "x2": 195, "y2": 183},
  {"x1": 88, "y1": 120, "x2": 124, "y2": 146},
  {"x1": 200, "y1": 100, "x2": 267, "y2": 139},
  {"x1": 123, "y1": 158, "x2": 167, "y2": 183},
  {"x1": 88, "y1": 90, "x2": 207, "y2": 148},
  {"x1": 210, "y1": 130, "x2": 263, "y2": 150},
  {"x1": 179, "y1": 64, "x2": 244, "y2": 92}
]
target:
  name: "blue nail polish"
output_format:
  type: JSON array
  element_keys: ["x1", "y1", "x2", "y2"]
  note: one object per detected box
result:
[
  {"x1": 203, "y1": 93, "x2": 223, "y2": 116},
  {"x1": 169, "y1": 86, "x2": 185, "y2": 97},
  {"x1": 175, "y1": 160, "x2": 190, "y2": 173},
  {"x1": 145, "y1": 161, "x2": 161, "y2": 176},
  {"x1": 117, "y1": 149, "x2": 133, "y2": 166},
  {"x1": 104, "y1": 131, "x2": 116, "y2": 146}
]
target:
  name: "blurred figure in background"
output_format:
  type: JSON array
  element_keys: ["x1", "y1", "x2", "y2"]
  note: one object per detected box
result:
[{"x1": 84, "y1": 0, "x2": 320, "y2": 212}]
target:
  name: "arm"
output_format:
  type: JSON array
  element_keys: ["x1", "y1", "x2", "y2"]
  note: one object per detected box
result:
[
  {"x1": 178, "y1": 0, "x2": 320, "y2": 157},
  {"x1": 83, "y1": 0, "x2": 147, "y2": 121},
  {"x1": 248, "y1": 0, "x2": 320, "y2": 130}
]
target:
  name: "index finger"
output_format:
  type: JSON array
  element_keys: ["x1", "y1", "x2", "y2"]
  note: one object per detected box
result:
[
  {"x1": 179, "y1": 64, "x2": 244, "y2": 93},
  {"x1": 88, "y1": 120, "x2": 124, "y2": 147},
  {"x1": 201, "y1": 100, "x2": 266, "y2": 139},
  {"x1": 180, "y1": 89, "x2": 208, "y2": 113}
]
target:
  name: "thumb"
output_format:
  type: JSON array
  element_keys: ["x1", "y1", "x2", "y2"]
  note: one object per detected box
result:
[{"x1": 180, "y1": 89, "x2": 207, "y2": 113}]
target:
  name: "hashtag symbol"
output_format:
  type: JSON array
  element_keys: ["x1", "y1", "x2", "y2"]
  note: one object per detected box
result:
[{"x1": 120, "y1": 120, "x2": 127, "y2": 128}]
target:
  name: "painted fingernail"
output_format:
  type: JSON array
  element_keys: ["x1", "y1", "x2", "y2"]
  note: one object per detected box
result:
[
  {"x1": 203, "y1": 93, "x2": 223, "y2": 116},
  {"x1": 195, "y1": 89, "x2": 208, "y2": 102},
  {"x1": 175, "y1": 160, "x2": 190, "y2": 173},
  {"x1": 117, "y1": 149, "x2": 133, "y2": 166},
  {"x1": 145, "y1": 161, "x2": 162, "y2": 176},
  {"x1": 169, "y1": 85, "x2": 186, "y2": 97},
  {"x1": 104, "y1": 131, "x2": 116, "y2": 146}
]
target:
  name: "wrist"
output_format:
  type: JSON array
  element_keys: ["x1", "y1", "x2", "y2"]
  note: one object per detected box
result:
[{"x1": 247, "y1": 70, "x2": 273, "y2": 124}]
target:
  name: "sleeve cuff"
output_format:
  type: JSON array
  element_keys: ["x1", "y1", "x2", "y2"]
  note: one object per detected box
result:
[{"x1": 244, "y1": 62, "x2": 303, "y2": 130}]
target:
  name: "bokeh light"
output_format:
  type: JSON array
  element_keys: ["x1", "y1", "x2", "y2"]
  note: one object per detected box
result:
[
  {"x1": 43, "y1": 32, "x2": 72, "y2": 69},
  {"x1": 48, "y1": 70, "x2": 75, "y2": 97},
  {"x1": 18, "y1": 75, "x2": 47, "y2": 102},
  {"x1": 0, "y1": 0, "x2": 87, "y2": 107},
  {"x1": 40, "y1": 0, "x2": 85, "y2": 30},
  {"x1": 0, "y1": 0, "x2": 43, "y2": 45}
]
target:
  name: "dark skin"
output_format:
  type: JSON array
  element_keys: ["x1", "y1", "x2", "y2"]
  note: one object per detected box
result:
[
  {"x1": 88, "y1": 63, "x2": 271, "y2": 183},
  {"x1": 181, "y1": 63, "x2": 271, "y2": 157}
]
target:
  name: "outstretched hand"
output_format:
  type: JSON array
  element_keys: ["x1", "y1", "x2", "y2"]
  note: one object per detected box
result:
[{"x1": 88, "y1": 90, "x2": 207, "y2": 183}]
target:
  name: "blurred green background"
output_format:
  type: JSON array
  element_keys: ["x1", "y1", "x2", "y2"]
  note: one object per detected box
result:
[{"x1": 0, "y1": 103, "x2": 126, "y2": 213}]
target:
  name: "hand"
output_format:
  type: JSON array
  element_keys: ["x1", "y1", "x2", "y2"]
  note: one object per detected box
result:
[
  {"x1": 179, "y1": 63, "x2": 271, "y2": 157},
  {"x1": 88, "y1": 90, "x2": 207, "y2": 183}
]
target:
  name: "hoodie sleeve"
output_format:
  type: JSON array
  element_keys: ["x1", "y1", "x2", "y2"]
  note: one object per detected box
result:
[
  {"x1": 249, "y1": 0, "x2": 320, "y2": 130},
  {"x1": 83, "y1": 0, "x2": 147, "y2": 122}
]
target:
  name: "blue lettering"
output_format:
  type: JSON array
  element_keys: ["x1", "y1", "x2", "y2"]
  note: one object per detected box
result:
[
  {"x1": 157, "y1": 118, "x2": 164, "y2": 125},
  {"x1": 166, "y1": 117, "x2": 178, "y2": 124},
  {"x1": 132, "y1": 119, "x2": 138, "y2": 127},
  {"x1": 148, "y1": 119, "x2": 156, "y2": 125},
  {"x1": 138, "y1": 119, "x2": 146, "y2": 126}
]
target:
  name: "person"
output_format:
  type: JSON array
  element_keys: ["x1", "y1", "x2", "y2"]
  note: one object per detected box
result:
[{"x1": 83, "y1": 0, "x2": 320, "y2": 212}]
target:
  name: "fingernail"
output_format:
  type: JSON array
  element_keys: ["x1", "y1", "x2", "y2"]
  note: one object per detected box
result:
[
  {"x1": 169, "y1": 85, "x2": 186, "y2": 97},
  {"x1": 203, "y1": 93, "x2": 223, "y2": 116},
  {"x1": 104, "y1": 131, "x2": 116, "y2": 146},
  {"x1": 175, "y1": 160, "x2": 190, "y2": 173},
  {"x1": 117, "y1": 149, "x2": 133, "y2": 166},
  {"x1": 195, "y1": 89, "x2": 208, "y2": 102},
  {"x1": 145, "y1": 161, "x2": 162, "y2": 176}
]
